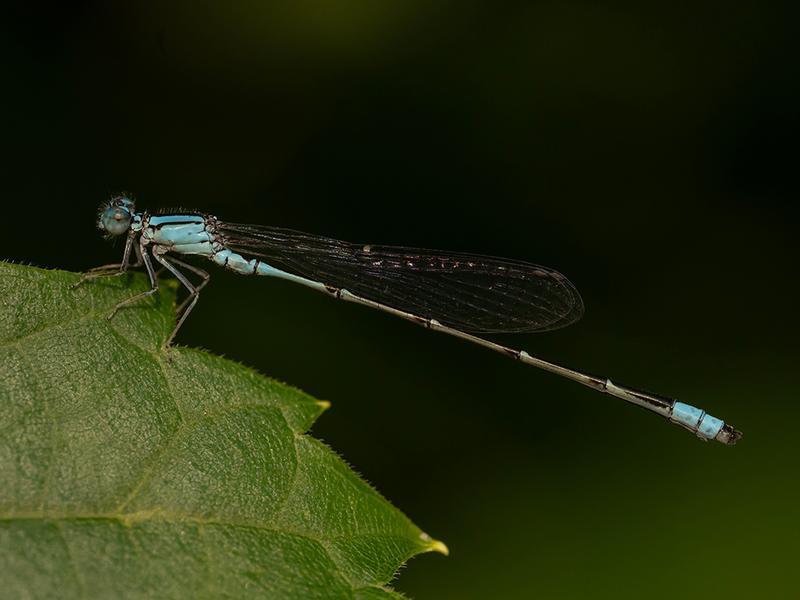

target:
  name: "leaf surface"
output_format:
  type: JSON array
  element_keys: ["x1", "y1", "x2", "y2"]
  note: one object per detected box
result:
[{"x1": 0, "y1": 263, "x2": 445, "y2": 599}]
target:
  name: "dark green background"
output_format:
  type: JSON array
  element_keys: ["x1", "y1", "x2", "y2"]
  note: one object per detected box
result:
[{"x1": 3, "y1": 2, "x2": 797, "y2": 598}]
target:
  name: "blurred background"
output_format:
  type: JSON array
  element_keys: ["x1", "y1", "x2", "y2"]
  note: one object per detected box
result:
[{"x1": 2, "y1": 1, "x2": 797, "y2": 598}]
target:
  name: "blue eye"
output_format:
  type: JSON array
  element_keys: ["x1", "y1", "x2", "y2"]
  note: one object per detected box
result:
[{"x1": 99, "y1": 206, "x2": 132, "y2": 235}]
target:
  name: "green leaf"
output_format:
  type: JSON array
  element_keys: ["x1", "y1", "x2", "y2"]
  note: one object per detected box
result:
[{"x1": 0, "y1": 262, "x2": 446, "y2": 599}]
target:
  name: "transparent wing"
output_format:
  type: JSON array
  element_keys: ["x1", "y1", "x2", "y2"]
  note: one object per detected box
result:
[{"x1": 217, "y1": 222, "x2": 584, "y2": 334}]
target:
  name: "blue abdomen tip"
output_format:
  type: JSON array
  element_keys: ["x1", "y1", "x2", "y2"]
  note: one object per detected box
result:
[{"x1": 672, "y1": 402, "x2": 724, "y2": 439}]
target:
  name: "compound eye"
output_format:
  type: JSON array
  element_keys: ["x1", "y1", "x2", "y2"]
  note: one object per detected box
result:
[{"x1": 99, "y1": 206, "x2": 132, "y2": 235}]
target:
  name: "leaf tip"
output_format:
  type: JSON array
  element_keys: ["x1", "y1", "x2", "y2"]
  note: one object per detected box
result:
[
  {"x1": 316, "y1": 399, "x2": 332, "y2": 412},
  {"x1": 420, "y1": 533, "x2": 449, "y2": 556}
]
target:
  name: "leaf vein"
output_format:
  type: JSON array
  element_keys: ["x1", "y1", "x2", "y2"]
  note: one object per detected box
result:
[{"x1": 54, "y1": 520, "x2": 88, "y2": 600}]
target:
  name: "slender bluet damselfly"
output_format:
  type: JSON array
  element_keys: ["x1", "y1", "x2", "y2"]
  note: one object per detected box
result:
[{"x1": 77, "y1": 195, "x2": 742, "y2": 445}]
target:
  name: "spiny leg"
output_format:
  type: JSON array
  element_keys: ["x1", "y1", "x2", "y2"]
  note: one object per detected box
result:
[
  {"x1": 88, "y1": 244, "x2": 144, "y2": 275},
  {"x1": 107, "y1": 244, "x2": 159, "y2": 320},
  {"x1": 73, "y1": 233, "x2": 141, "y2": 288},
  {"x1": 166, "y1": 257, "x2": 211, "y2": 315},
  {"x1": 152, "y1": 253, "x2": 200, "y2": 347}
]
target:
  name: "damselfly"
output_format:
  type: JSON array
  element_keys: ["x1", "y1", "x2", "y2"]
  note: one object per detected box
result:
[{"x1": 78, "y1": 195, "x2": 741, "y2": 445}]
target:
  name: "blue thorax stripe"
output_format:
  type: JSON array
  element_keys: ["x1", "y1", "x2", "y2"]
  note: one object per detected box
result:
[{"x1": 148, "y1": 214, "x2": 205, "y2": 227}]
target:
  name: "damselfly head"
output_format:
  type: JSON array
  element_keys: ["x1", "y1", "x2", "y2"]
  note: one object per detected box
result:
[{"x1": 98, "y1": 194, "x2": 135, "y2": 236}]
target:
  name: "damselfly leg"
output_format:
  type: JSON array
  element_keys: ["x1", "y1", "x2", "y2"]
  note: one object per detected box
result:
[
  {"x1": 72, "y1": 233, "x2": 141, "y2": 288},
  {"x1": 107, "y1": 242, "x2": 158, "y2": 320},
  {"x1": 151, "y1": 250, "x2": 208, "y2": 347},
  {"x1": 167, "y1": 257, "x2": 210, "y2": 316}
]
